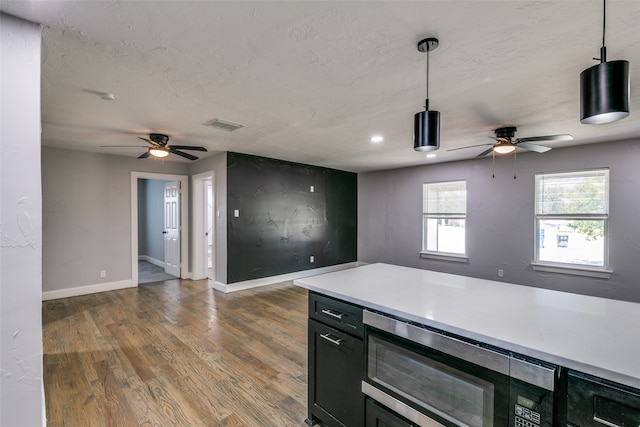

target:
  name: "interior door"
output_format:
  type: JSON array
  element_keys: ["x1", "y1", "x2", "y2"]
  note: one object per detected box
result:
[
  {"x1": 164, "y1": 181, "x2": 180, "y2": 277},
  {"x1": 206, "y1": 178, "x2": 214, "y2": 279}
]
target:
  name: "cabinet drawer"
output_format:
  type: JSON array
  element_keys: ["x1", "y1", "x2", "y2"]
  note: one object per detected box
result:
[
  {"x1": 309, "y1": 319, "x2": 364, "y2": 427},
  {"x1": 309, "y1": 292, "x2": 363, "y2": 338}
]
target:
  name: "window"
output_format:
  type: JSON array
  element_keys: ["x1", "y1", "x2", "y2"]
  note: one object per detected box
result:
[
  {"x1": 422, "y1": 180, "x2": 466, "y2": 257},
  {"x1": 534, "y1": 169, "x2": 610, "y2": 274}
]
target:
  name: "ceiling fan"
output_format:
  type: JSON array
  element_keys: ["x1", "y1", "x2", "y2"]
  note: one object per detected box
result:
[
  {"x1": 448, "y1": 126, "x2": 573, "y2": 157},
  {"x1": 101, "y1": 133, "x2": 207, "y2": 160}
]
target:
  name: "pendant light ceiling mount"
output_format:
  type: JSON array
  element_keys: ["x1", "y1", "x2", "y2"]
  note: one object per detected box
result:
[
  {"x1": 417, "y1": 37, "x2": 439, "y2": 53},
  {"x1": 414, "y1": 36, "x2": 441, "y2": 152},
  {"x1": 580, "y1": 0, "x2": 630, "y2": 125}
]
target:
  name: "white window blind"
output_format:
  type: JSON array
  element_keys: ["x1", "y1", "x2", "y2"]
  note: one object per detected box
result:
[
  {"x1": 423, "y1": 181, "x2": 467, "y2": 215},
  {"x1": 536, "y1": 170, "x2": 609, "y2": 216}
]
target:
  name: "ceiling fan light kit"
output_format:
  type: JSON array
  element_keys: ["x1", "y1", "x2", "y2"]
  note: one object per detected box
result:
[
  {"x1": 414, "y1": 37, "x2": 440, "y2": 152},
  {"x1": 149, "y1": 147, "x2": 169, "y2": 158},
  {"x1": 493, "y1": 142, "x2": 516, "y2": 155},
  {"x1": 580, "y1": 0, "x2": 630, "y2": 125}
]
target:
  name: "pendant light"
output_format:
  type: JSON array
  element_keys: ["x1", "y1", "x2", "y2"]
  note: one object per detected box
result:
[
  {"x1": 414, "y1": 37, "x2": 440, "y2": 151},
  {"x1": 580, "y1": 0, "x2": 629, "y2": 124}
]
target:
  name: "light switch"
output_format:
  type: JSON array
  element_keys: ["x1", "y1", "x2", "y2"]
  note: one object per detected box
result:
[
  {"x1": 310, "y1": 186, "x2": 314, "y2": 193},
  {"x1": 234, "y1": 209, "x2": 239, "y2": 218}
]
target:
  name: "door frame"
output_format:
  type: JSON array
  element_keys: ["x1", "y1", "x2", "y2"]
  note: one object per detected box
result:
[
  {"x1": 192, "y1": 171, "x2": 215, "y2": 282},
  {"x1": 131, "y1": 171, "x2": 189, "y2": 285}
]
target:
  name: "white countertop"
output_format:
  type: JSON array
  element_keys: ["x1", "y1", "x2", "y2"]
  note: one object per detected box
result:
[{"x1": 294, "y1": 263, "x2": 640, "y2": 390}]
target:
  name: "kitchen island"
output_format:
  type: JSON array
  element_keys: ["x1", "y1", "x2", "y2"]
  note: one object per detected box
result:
[{"x1": 294, "y1": 262, "x2": 640, "y2": 391}]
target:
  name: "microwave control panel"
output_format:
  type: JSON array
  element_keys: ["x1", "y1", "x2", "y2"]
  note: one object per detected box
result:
[{"x1": 515, "y1": 404, "x2": 541, "y2": 427}]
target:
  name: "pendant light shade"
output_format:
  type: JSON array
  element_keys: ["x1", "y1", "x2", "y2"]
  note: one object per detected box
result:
[
  {"x1": 414, "y1": 109, "x2": 440, "y2": 151},
  {"x1": 580, "y1": 60, "x2": 629, "y2": 124},
  {"x1": 580, "y1": 0, "x2": 630, "y2": 125},
  {"x1": 414, "y1": 37, "x2": 440, "y2": 151}
]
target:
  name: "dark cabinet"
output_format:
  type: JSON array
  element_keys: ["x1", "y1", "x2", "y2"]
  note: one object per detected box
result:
[
  {"x1": 365, "y1": 398, "x2": 419, "y2": 427},
  {"x1": 307, "y1": 292, "x2": 364, "y2": 427}
]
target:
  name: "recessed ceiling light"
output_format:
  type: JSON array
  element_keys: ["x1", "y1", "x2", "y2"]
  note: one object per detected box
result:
[
  {"x1": 370, "y1": 135, "x2": 384, "y2": 143},
  {"x1": 426, "y1": 153, "x2": 436, "y2": 158}
]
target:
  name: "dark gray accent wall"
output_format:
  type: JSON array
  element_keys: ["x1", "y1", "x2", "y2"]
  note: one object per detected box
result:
[
  {"x1": 226, "y1": 152, "x2": 357, "y2": 283},
  {"x1": 358, "y1": 138, "x2": 640, "y2": 303}
]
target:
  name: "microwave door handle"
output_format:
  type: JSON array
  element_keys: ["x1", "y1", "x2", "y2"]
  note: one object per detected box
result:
[
  {"x1": 362, "y1": 381, "x2": 445, "y2": 427},
  {"x1": 593, "y1": 416, "x2": 623, "y2": 427}
]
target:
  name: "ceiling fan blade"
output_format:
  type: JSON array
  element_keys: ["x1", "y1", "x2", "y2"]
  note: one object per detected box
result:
[
  {"x1": 137, "y1": 136, "x2": 162, "y2": 146},
  {"x1": 169, "y1": 148, "x2": 198, "y2": 161},
  {"x1": 169, "y1": 145, "x2": 207, "y2": 151},
  {"x1": 516, "y1": 134, "x2": 573, "y2": 143},
  {"x1": 516, "y1": 142, "x2": 552, "y2": 153},
  {"x1": 476, "y1": 147, "x2": 494, "y2": 158},
  {"x1": 138, "y1": 151, "x2": 151, "y2": 159},
  {"x1": 447, "y1": 143, "x2": 493, "y2": 152},
  {"x1": 100, "y1": 145, "x2": 148, "y2": 148}
]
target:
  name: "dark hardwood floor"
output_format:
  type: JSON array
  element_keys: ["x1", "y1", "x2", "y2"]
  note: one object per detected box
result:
[{"x1": 42, "y1": 279, "x2": 309, "y2": 426}]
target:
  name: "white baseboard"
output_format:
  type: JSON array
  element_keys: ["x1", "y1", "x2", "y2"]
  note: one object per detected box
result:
[
  {"x1": 212, "y1": 262, "x2": 360, "y2": 293},
  {"x1": 42, "y1": 279, "x2": 135, "y2": 301},
  {"x1": 138, "y1": 255, "x2": 166, "y2": 268}
]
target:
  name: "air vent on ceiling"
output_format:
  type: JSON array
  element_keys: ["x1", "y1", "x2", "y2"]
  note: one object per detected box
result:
[{"x1": 203, "y1": 118, "x2": 245, "y2": 132}]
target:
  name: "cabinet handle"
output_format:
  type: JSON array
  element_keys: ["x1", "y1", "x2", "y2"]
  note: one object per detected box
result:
[
  {"x1": 321, "y1": 309, "x2": 344, "y2": 320},
  {"x1": 320, "y1": 333, "x2": 342, "y2": 346}
]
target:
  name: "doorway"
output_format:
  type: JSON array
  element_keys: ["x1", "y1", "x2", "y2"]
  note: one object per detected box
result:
[
  {"x1": 192, "y1": 171, "x2": 215, "y2": 282},
  {"x1": 131, "y1": 172, "x2": 189, "y2": 286}
]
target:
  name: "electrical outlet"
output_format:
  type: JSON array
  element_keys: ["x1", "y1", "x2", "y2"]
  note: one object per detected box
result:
[
  {"x1": 310, "y1": 185, "x2": 315, "y2": 193},
  {"x1": 100, "y1": 270, "x2": 106, "y2": 278},
  {"x1": 234, "y1": 209, "x2": 239, "y2": 217},
  {"x1": 498, "y1": 269, "x2": 504, "y2": 278},
  {"x1": 310, "y1": 255, "x2": 315, "y2": 263}
]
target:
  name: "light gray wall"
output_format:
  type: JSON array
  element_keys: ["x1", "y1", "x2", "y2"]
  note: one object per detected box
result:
[
  {"x1": 42, "y1": 147, "x2": 189, "y2": 292},
  {"x1": 137, "y1": 179, "x2": 166, "y2": 261},
  {"x1": 359, "y1": 138, "x2": 640, "y2": 303},
  {"x1": 189, "y1": 152, "x2": 228, "y2": 283},
  {"x1": 0, "y1": 13, "x2": 44, "y2": 426}
]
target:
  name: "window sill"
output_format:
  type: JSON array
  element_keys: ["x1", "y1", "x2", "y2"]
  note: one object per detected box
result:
[
  {"x1": 420, "y1": 252, "x2": 468, "y2": 263},
  {"x1": 531, "y1": 263, "x2": 613, "y2": 279}
]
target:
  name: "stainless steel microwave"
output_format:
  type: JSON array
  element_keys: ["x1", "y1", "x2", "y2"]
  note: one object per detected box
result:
[{"x1": 362, "y1": 310, "x2": 558, "y2": 427}]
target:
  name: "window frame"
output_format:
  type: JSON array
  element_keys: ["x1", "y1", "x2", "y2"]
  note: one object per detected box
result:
[
  {"x1": 420, "y1": 180, "x2": 468, "y2": 262},
  {"x1": 532, "y1": 168, "x2": 612, "y2": 278}
]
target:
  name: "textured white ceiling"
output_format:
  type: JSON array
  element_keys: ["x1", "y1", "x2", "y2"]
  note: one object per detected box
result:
[{"x1": 3, "y1": 0, "x2": 640, "y2": 172}]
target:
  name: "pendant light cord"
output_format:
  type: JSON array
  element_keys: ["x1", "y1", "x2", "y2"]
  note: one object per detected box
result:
[
  {"x1": 599, "y1": 0, "x2": 607, "y2": 62},
  {"x1": 426, "y1": 48, "x2": 430, "y2": 101},
  {"x1": 425, "y1": 48, "x2": 430, "y2": 109},
  {"x1": 602, "y1": 0, "x2": 606, "y2": 48}
]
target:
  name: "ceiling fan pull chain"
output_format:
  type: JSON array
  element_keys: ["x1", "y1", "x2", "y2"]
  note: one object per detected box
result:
[
  {"x1": 492, "y1": 151, "x2": 496, "y2": 178},
  {"x1": 513, "y1": 150, "x2": 517, "y2": 179}
]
